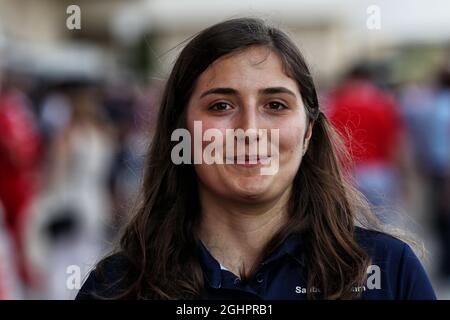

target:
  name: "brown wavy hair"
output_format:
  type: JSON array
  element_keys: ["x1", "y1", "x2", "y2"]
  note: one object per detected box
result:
[{"x1": 98, "y1": 17, "x2": 386, "y2": 300}]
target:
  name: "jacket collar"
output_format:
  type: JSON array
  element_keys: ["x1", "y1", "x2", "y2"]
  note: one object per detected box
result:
[{"x1": 196, "y1": 233, "x2": 305, "y2": 289}]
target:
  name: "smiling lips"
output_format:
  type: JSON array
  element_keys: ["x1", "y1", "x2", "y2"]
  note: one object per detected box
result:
[{"x1": 225, "y1": 155, "x2": 271, "y2": 166}]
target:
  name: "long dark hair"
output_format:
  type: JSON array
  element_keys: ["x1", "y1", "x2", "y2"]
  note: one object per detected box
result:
[{"x1": 98, "y1": 17, "x2": 385, "y2": 299}]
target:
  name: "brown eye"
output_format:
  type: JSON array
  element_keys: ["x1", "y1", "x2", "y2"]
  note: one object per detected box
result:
[
  {"x1": 267, "y1": 101, "x2": 287, "y2": 111},
  {"x1": 209, "y1": 102, "x2": 232, "y2": 111}
]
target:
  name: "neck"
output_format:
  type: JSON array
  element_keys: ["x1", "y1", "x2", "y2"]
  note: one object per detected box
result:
[{"x1": 198, "y1": 186, "x2": 291, "y2": 278}]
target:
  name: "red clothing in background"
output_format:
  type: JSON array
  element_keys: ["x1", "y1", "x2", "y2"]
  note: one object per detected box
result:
[
  {"x1": 327, "y1": 79, "x2": 403, "y2": 165},
  {"x1": 0, "y1": 90, "x2": 41, "y2": 285}
]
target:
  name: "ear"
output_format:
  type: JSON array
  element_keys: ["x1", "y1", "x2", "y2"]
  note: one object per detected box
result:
[{"x1": 302, "y1": 122, "x2": 313, "y2": 155}]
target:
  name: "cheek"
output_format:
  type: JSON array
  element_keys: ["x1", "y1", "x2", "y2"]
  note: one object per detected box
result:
[
  {"x1": 186, "y1": 115, "x2": 228, "y2": 179},
  {"x1": 187, "y1": 117, "x2": 229, "y2": 156},
  {"x1": 276, "y1": 119, "x2": 306, "y2": 156},
  {"x1": 186, "y1": 106, "x2": 230, "y2": 135},
  {"x1": 274, "y1": 125, "x2": 304, "y2": 186}
]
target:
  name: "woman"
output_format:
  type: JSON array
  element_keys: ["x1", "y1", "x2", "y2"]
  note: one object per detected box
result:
[{"x1": 76, "y1": 18, "x2": 436, "y2": 300}]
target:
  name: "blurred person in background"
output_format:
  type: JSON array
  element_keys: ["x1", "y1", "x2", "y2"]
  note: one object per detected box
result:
[
  {"x1": 427, "y1": 67, "x2": 450, "y2": 280},
  {"x1": 327, "y1": 64, "x2": 406, "y2": 226},
  {"x1": 39, "y1": 86, "x2": 73, "y2": 147},
  {"x1": 0, "y1": 69, "x2": 42, "y2": 293},
  {"x1": 25, "y1": 83, "x2": 116, "y2": 299},
  {"x1": 104, "y1": 80, "x2": 161, "y2": 234},
  {"x1": 103, "y1": 82, "x2": 144, "y2": 234},
  {"x1": 400, "y1": 66, "x2": 450, "y2": 281}
]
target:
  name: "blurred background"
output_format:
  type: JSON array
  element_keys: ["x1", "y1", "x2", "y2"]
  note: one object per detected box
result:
[{"x1": 0, "y1": 0, "x2": 449, "y2": 299}]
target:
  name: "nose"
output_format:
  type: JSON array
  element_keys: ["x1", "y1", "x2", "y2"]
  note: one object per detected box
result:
[{"x1": 235, "y1": 101, "x2": 261, "y2": 144}]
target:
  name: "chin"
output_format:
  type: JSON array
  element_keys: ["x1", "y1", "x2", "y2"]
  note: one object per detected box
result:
[{"x1": 228, "y1": 175, "x2": 274, "y2": 200}]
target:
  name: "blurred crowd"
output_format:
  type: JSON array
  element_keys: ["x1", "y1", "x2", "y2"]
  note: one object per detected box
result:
[
  {"x1": 0, "y1": 58, "x2": 450, "y2": 299},
  {"x1": 0, "y1": 69, "x2": 161, "y2": 299},
  {"x1": 325, "y1": 62, "x2": 450, "y2": 296}
]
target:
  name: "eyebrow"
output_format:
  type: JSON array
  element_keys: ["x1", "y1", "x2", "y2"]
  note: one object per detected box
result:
[
  {"x1": 200, "y1": 87, "x2": 238, "y2": 98},
  {"x1": 199, "y1": 86, "x2": 297, "y2": 99},
  {"x1": 260, "y1": 87, "x2": 297, "y2": 97}
]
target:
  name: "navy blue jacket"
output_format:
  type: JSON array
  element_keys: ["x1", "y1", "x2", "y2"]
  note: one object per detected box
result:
[{"x1": 76, "y1": 227, "x2": 436, "y2": 300}]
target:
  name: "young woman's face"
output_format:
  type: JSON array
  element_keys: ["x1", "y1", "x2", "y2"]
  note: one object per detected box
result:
[{"x1": 186, "y1": 46, "x2": 312, "y2": 204}]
